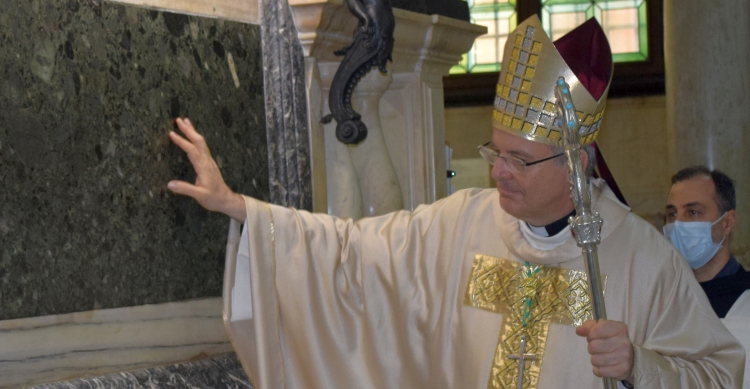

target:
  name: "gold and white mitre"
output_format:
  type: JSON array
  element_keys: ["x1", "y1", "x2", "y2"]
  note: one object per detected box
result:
[{"x1": 493, "y1": 15, "x2": 613, "y2": 147}]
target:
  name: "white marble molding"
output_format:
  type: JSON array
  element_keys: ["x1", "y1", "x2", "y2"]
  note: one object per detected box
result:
[
  {"x1": 0, "y1": 298, "x2": 232, "y2": 389},
  {"x1": 103, "y1": 0, "x2": 261, "y2": 25}
]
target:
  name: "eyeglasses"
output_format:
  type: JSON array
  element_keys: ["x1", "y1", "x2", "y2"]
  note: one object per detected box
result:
[{"x1": 477, "y1": 142, "x2": 564, "y2": 174}]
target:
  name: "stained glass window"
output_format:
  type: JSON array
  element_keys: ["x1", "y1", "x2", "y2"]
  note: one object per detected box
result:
[
  {"x1": 451, "y1": 0, "x2": 649, "y2": 74},
  {"x1": 450, "y1": 0, "x2": 517, "y2": 74}
]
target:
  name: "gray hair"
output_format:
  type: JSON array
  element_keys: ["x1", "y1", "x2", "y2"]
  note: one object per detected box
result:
[{"x1": 551, "y1": 143, "x2": 597, "y2": 177}]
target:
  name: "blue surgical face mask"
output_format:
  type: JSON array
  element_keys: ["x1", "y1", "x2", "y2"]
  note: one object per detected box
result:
[{"x1": 663, "y1": 213, "x2": 726, "y2": 269}]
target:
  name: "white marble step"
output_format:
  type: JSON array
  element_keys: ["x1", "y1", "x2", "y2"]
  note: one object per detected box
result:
[{"x1": 0, "y1": 298, "x2": 233, "y2": 388}]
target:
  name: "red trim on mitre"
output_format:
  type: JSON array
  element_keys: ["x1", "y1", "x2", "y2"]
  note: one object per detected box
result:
[{"x1": 553, "y1": 18, "x2": 613, "y2": 101}]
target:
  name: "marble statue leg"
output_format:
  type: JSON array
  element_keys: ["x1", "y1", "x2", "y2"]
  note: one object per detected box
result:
[
  {"x1": 323, "y1": 112, "x2": 364, "y2": 219},
  {"x1": 348, "y1": 69, "x2": 404, "y2": 217}
]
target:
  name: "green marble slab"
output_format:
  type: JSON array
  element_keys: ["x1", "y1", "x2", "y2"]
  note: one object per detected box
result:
[{"x1": 0, "y1": 0, "x2": 268, "y2": 320}]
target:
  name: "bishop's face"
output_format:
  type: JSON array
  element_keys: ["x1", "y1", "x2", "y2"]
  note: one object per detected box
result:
[{"x1": 489, "y1": 128, "x2": 575, "y2": 226}]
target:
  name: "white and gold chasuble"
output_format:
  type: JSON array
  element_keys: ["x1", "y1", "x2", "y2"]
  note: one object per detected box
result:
[{"x1": 223, "y1": 179, "x2": 744, "y2": 389}]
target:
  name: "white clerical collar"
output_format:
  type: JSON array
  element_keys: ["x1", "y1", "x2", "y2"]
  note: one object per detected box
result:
[
  {"x1": 526, "y1": 223, "x2": 549, "y2": 237},
  {"x1": 519, "y1": 220, "x2": 571, "y2": 251}
]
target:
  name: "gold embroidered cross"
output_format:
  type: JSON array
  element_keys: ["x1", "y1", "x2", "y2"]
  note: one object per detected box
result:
[
  {"x1": 464, "y1": 254, "x2": 606, "y2": 389},
  {"x1": 508, "y1": 334, "x2": 537, "y2": 389}
]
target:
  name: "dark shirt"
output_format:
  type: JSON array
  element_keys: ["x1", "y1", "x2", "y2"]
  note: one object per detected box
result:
[
  {"x1": 700, "y1": 257, "x2": 750, "y2": 318},
  {"x1": 544, "y1": 209, "x2": 576, "y2": 236}
]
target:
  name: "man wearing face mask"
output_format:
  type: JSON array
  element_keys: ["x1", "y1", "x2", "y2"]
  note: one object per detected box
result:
[
  {"x1": 665, "y1": 166, "x2": 750, "y2": 317},
  {"x1": 665, "y1": 165, "x2": 750, "y2": 388}
]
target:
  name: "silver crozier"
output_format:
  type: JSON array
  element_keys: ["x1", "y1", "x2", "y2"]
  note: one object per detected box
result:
[{"x1": 554, "y1": 77, "x2": 616, "y2": 389}]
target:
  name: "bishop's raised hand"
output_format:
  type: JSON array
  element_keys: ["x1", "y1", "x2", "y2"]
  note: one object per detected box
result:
[{"x1": 167, "y1": 117, "x2": 246, "y2": 222}]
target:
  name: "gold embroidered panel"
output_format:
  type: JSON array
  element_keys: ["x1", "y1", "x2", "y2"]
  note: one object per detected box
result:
[{"x1": 464, "y1": 254, "x2": 607, "y2": 389}]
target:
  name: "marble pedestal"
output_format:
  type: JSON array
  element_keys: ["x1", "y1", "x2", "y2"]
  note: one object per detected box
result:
[
  {"x1": 290, "y1": 0, "x2": 486, "y2": 217},
  {"x1": 29, "y1": 354, "x2": 252, "y2": 389}
]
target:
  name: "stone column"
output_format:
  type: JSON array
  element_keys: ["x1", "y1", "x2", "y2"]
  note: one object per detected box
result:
[
  {"x1": 664, "y1": 0, "x2": 750, "y2": 263},
  {"x1": 289, "y1": 0, "x2": 485, "y2": 217},
  {"x1": 381, "y1": 10, "x2": 485, "y2": 208},
  {"x1": 261, "y1": 0, "x2": 312, "y2": 210}
]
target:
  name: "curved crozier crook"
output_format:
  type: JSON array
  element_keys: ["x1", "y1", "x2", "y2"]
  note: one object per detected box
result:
[{"x1": 320, "y1": 0, "x2": 395, "y2": 145}]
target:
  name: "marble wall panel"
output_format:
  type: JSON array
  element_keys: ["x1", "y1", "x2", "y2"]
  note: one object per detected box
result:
[{"x1": 0, "y1": 0, "x2": 267, "y2": 320}]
